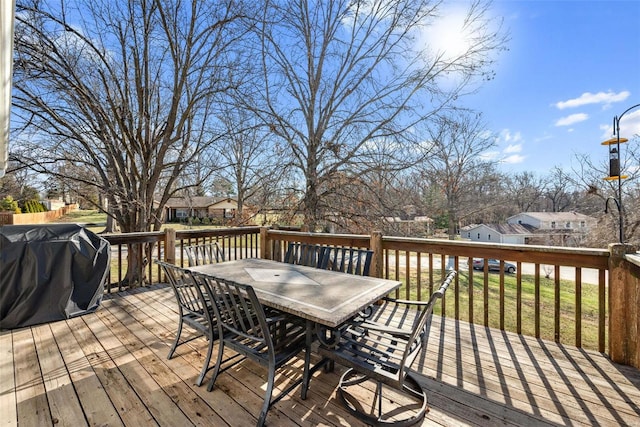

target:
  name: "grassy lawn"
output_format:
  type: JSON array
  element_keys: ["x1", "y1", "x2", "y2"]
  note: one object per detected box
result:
[
  {"x1": 52, "y1": 209, "x2": 108, "y2": 224},
  {"x1": 395, "y1": 268, "x2": 604, "y2": 350},
  {"x1": 54, "y1": 209, "x2": 230, "y2": 233}
]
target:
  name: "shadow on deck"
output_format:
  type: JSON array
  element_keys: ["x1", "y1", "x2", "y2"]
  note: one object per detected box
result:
[{"x1": 2, "y1": 284, "x2": 639, "y2": 426}]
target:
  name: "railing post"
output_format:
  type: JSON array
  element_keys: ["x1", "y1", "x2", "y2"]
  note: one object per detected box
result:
[
  {"x1": 608, "y1": 243, "x2": 639, "y2": 368},
  {"x1": 165, "y1": 228, "x2": 176, "y2": 264},
  {"x1": 260, "y1": 227, "x2": 271, "y2": 260},
  {"x1": 370, "y1": 231, "x2": 383, "y2": 278}
]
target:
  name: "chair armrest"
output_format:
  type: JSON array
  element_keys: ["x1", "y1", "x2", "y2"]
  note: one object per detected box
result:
[
  {"x1": 346, "y1": 319, "x2": 410, "y2": 339},
  {"x1": 381, "y1": 296, "x2": 432, "y2": 307}
]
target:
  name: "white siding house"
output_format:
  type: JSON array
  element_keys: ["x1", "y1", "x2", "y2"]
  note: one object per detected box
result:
[
  {"x1": 507, "y1": 212, "x2": 595, "y2": 232},
  {"x1": 462, "y1": 223, "x2": 534, "y2": 244}
]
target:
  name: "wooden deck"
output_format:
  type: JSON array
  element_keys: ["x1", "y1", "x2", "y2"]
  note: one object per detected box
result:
[{"x1": 2, "y1": 284, "x2": 639, "y2": 427}]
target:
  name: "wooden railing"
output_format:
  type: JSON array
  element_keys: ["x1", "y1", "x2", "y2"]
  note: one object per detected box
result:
[
  {"x1": 102, "y1": 226, "x2": 261, "y2": 293},
  {"x1": 101, "y1": 226, "x2": 638, "y2": 368},
  {"x1": 262, "y1": 229, "x2": 611, "y2": 349}
]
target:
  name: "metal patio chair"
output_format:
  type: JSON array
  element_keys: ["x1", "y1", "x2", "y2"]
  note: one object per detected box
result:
[
  {"x1": 185, "y1": 241, "x2": 225, "y2": 266},
  {"x1": 283, "y1": 242, "x2": 327, "y2": 268},
  {"x1": 318, "y1": 269, "x2": 457, "y2": 426},
  {"x1": 323, "y1": 246, "x2": 373, "y2": 276},
  {"x1": 156, "y1": 260, "x2": 218, "y2": 386},
  {"x1": 192, "y1": 272, "x2": 309, "y2": 427},
  {"x1": 284, "y1": 242, "x2": 373, "y2": 276}
]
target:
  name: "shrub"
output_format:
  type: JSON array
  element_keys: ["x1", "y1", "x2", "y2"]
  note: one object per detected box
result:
[
  {"x1": 23, "y1": 199, "x2": 47, "y2": 213},
  {"x1": 1, "y1": 196, "x2": 20, "y2": 213}
]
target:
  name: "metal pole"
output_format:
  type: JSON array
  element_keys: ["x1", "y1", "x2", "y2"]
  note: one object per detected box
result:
[
  {"x1": 612, "y1": 103, "x2": 640, "y2": 243},
  {"x1": 614, "y1": 115, "x2": 623, "y2": 243}
]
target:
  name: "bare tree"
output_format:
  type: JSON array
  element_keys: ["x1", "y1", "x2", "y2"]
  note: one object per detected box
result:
[
  {"x1": 506, "y1": 171, "x2": 548, "y2": 212},
  {"x1": 214, "y1": 108, "x2": 286, "y2": 223},
  {"x1": 572, "y1": 136, "x2": 640, "y2": 245},
  {"x1": 12, "y1": 0, "x2": 249, "y2": 285},
  {"x1": 420, "y1": 110, "x2": 499, "y2": 239},
  {"x1": 241, "y1": 0, "x2": 506, "y2": 230},
  {"x1": 543, "y1": 166, "x2": 576, "y2": 212}
]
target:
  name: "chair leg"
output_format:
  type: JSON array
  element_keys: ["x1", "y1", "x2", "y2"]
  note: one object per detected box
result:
[
  {"x1": 337, "y1": 369, "x2": 427, "y2": 426},
  {"x1": 207, "y1": 341, "x2": 225, "y2": 392},
  {"x1": 195, "y1": 332, "x2": 214, "y2": 386},
  {"x1": 301, "y1": 320, "x2": 313, "y2": 399},
  {"x1": 167, "y1": 319, "x2": 183, "y2": 359},
  {"x1": 257, "y1": 365, "x2": 276, "y2": 427}
]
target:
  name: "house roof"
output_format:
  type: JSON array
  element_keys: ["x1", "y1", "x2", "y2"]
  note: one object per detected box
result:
[
  {"x1": 465, "y1": 223, "x2": 535, "y2": 235},
  {"x1": 508, "y1": 211, "x2": 594, "y2": 222}
]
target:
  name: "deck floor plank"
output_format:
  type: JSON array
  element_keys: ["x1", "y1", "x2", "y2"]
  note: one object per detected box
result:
[
  {"x1": 0, "y1": 330, "x2": 17, "y2": 427},
  {"x1": 12, "y1": 327, "x2": 52, "y2": 427},
  {"x1": 94, "y1": 304, "x2": 225, "y2": 427},
  {"x1": 2, "y1": 284, "x2": 639, "y2": 427},
  {"x1": 31, "y1": 323, "x2": 87, "y2": 427},
  {"x1": 66, "y1": 316, "x2": 158, "y2": 426},
  {"x1": 48, "y1": 318, "x2": 124, "y2": 427}
]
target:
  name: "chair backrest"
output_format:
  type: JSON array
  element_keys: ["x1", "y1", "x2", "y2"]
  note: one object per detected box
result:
[
  {"x1": 156, "y1": 260, "x2": 212, "y2": 324},
  {"x1": 399, "y1": 269, "x2": 457, "y2": 380},
  {"x1": 323, "y1": 246, "x2": 373, "y2": 276},
  {"x1": 283, "y1": 242, "x2": 326, "y2": 268},
  {"x1": 194, "y1": 274, "x2": 274, "y2": 356},
  {"x1": 327, "y1": 269, "x2": 456, "y2": 389},
  {"x1": 284, "y1": 242, "x2": 373, "y2": 276},
  {"x1": 185, "y1": 242, "x2": 225, "y2": 266}
]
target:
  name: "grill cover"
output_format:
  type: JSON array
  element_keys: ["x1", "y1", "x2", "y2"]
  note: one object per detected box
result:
[{"x1": 0, "y1": 223, "x2": 110, "y2": 329}]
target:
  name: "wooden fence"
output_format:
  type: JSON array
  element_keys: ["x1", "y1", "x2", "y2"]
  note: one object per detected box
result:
[{"x1": 0, "y1": 204, "x2": 78, "y2": 225}]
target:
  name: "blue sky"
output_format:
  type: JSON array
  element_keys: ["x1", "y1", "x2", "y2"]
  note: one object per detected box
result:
[{"x1": 459, "y1": 0, "x2": 640, "y2": 176}]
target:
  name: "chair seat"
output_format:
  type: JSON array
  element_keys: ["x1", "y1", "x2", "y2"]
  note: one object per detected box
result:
[
  {"x1": 223, "y1": 316, "x2": 307, "y2": 366},
  {"x1": 317, "y1": 270, "x2": 457, "y2": 426}
]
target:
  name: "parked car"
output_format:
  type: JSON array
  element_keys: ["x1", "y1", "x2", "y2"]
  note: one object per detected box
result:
[{"x1": 472, "y1": 258, "x2": 516, "y2": 273}]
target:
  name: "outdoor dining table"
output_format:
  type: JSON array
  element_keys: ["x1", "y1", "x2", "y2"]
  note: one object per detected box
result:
[{"x1": 186, "y1": 257, "x2": 402, "y2": 396}]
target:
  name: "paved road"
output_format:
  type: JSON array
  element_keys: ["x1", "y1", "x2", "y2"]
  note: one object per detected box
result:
[{"x1": 388, "y1": 255, "x2": 604, "y2": 285}]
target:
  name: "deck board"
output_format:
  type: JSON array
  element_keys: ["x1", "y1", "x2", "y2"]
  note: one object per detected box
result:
[{"x1": 2, "y1": 284, "x2": 639, "y2": 427}]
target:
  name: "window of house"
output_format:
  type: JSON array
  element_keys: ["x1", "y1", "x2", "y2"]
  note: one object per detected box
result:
[
  {"x1": 488, "y1": 234, "x2": 491, "y2": 240},
  {"x1": 565, "y1": 222, "x2": 571, "y2": 228},
  {"x1": 551, "y1": 221, "x2": 556, "y2": 229},
  {"x1": 477, "y1": 233, "x2": 480, "y2": 239},
  {"x1": 581, "y1": 221, "x2": 586, "y2": 228}
]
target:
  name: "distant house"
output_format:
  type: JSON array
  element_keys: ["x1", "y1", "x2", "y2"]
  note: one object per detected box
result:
[
  {"x1": 506, "y1": 211, "x2": 597, "y2": 246},
  {"x1": 506, "y1": 211, "x2": 595, "y2": 231},
  {"x1": 463, "y1": 212, "x2": 597, "y2": 246},
  {"x1": 383, "y1": 215, "x2": 434, "y2": 236},
  {"x1": 462, "y1": 223, "x2": 534, "y2": 244},
  {"x1": 163, "y1": 197, "x2": 238, "y2": 222}
]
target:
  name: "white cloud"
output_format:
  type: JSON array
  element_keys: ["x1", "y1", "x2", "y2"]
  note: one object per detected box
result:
[
  {"x1": 502, "y1": 154, "x2": 526, "y2": 164},
  {"x1": 621, "y1": 109, "x2": 640, "y2": 138},
  {"x1": 601, "y1": 109, "x2": 640, "y2": 139},
  {"x1": 504, "y1": 144, "x2": 522, "y2": 154},
  {"x1": 555, "y1": 91, "x2": 630, "y2": 110},
  {"x1": 497, "y1": 129, "x2": 522, "y2": 144},
  {"x1": 555, "y1": 113, "x2": 588, "y2": 127}
]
